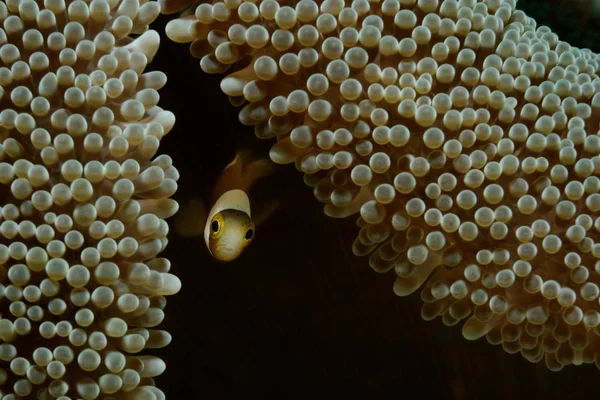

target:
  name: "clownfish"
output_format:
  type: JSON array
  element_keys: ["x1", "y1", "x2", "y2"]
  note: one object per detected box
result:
[{"x1": 175, "y1": 152, "x2": 276, "y2": 262}]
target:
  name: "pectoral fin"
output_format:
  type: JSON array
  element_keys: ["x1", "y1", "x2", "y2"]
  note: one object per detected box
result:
[
  {"x1": 252, "y1": 198, "x2": 279, "y2": 227},
  {"x1": 174, "y1": 197, "x2": 207, "y2": 237}
]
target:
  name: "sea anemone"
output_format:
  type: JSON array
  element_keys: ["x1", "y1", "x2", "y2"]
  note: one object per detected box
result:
[
  {"x1": 162, "y1": 0, "x2": 600, "y2": 370},
  {"x1": 0, "y1": 0, "x2": 180, "y2": 398}
]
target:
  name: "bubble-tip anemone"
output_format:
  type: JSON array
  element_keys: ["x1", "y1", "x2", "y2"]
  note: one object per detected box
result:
[
  {"x1": 0, "y1": 0, "x2": 180, "y2": 398},
  {"x1": 162, "y1": 0, "x2": 600, "y2": 371}
]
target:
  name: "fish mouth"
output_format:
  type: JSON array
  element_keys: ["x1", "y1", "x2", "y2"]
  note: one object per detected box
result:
[{"x1": 216, "y1": 246, "x2": 240, "y2": 261}]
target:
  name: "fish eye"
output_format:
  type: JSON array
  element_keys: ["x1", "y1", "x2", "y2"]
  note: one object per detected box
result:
[
  {"x1": 245, "y1": 229, "x2": 253, "y2": 240},
  {"x1": 211, "y1": 220, "x2": 219, "y2": 232}
]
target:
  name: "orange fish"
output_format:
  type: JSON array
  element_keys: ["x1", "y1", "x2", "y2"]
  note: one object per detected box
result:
[{"x1": 175, "y1": 152, "x2": 276, "y2": 262}]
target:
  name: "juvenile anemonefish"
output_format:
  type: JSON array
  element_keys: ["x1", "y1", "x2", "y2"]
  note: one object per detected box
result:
[{"x1": 175, "y1": 152, "x2": 276, "y2": 262}]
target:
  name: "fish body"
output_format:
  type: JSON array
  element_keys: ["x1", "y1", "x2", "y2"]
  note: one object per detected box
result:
[{"x1": 176, "y1": 152, "x2": 275, "y2": 262}]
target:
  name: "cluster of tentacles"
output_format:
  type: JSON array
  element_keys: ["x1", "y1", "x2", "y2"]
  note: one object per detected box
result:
[
  {"x1": 0, "y1": 0, "x2": 180, "y2": 398},
  {"x1": 161, "y1": 0, "x2": 600, "y2": 371}
]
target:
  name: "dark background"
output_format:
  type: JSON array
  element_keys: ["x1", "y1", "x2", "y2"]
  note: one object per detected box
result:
[{"x1": 148, "y1": 1, "x2": 600, "y2": 398}]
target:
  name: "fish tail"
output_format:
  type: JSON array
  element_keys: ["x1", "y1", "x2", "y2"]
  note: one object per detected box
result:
[
  {"x1": 241, "y1": 158, "x2": 275, "y2": 192},
  {"x1": 235, "y1": 148, "x2": 254, "y2": 166},
  {"x1": 212, "y1": 150, "x2": 275, "y2": 204}
]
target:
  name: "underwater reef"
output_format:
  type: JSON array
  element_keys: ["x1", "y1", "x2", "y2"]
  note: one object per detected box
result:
[{"x1": 2, "y1": 0, "x2": 600, "y2": 398}]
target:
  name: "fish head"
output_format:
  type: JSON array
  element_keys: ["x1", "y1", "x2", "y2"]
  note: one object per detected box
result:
[{"x1": 208, "y1": 208, "x2": 255, "y2": 262}]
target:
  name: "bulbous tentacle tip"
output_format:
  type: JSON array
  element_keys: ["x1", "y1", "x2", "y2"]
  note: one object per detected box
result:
[
  {"x1": 269, "y1": 139, "x2": 297, "y2": 165},
  {"x1": 157, "y1": 273, "x2": 182, "y2": 296},
  {"x1": 461, "y1": 315, "x2": 500, "y2": 341},
  {"x1": 154, "y1": 110, "x2": 176, "y2": 135},
  {"x1": 220, "y1": 76, "x2": 249, "y2": 97},
  {"x1": 124, "y1": 30, "x2": 161, "y2": 62},
  {"x1": 165, "y1": 16, "x2": 197, "y2": 43},
  {"x1": 393, "y1": 254, "x2": 440, "y2": 297}
]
